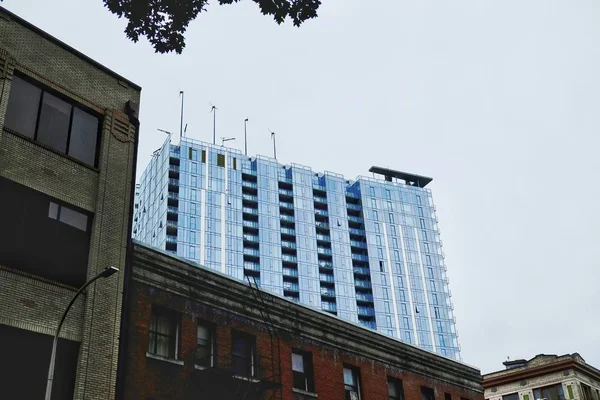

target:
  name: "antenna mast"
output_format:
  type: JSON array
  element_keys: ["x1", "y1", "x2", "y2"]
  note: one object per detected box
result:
[
  {"x1": 270, "y1": 130, "x2": 277, "y2": 160},
  {"x1": 244, "y1": 118, "x2": 249, "y2": 156},
  {"x1": 210, "y1": 104, "x2": 217, "y2": 145},
  {"x1": 179, "y1": 91, "x2": 184, "y2": 139}
]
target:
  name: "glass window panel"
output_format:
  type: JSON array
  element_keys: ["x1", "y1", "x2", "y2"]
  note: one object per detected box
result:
[
  {"x1": 4, "y1": 76, "x2": 41, "y2": 138},
  {"x1": 68, "y1": 107, "x2": 98, "y2": 165},
  {"x1": 48, "y1": 202, "x2": 59, "y2": 220},
  {"x1": 292, "y1": 353, "x2": 304, "y2": 372},
  {"x1": 59, "y1": 206, "x2": 88, "y2": 231},
  {"x1": 37, "y1": 92, "x2": 71, "y2": 153}
]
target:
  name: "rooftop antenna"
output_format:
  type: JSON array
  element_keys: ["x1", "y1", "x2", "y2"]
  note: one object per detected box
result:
[
  {"x1": 270, "y1": 130, "x2": 277, "y2": 160},
  {"x1": 244, "y1": 118, "x2": 249, "y2": 156},
  {"x1": 210, "y1": 103, "x2": 217, "y2": 145},
  {"x1": 179, "y1": 91, "x2": 184, "y2": 139},
  {"x1": 221, "y1": 137, "x2": 235, "y2": 147}
]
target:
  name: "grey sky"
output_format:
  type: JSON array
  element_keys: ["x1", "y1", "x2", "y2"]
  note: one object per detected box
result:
[{"x1": 5, "y1": 0, "x2": 599, "y2": 374}]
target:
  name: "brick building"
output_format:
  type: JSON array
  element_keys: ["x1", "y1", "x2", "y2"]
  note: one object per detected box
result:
[
  {"x1": 121, "y1": 242, "x2": 483, "y2": 400},
  {"x1": 0, "y1": 6, "x2": 140, "y2": 399},
  {"x1": 483, "y1": 354, "x2": 600, "y2": 400}
]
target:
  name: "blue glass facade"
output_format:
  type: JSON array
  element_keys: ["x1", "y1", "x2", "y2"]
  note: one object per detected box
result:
[{"x1": 133, "y1": 137, "x2": 460, "y2": 360}]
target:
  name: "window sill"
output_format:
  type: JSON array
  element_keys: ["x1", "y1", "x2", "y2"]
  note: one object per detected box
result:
[
  {"x1": 145, "y1": 352, "x2": 184, "y2": 366},
  {"x1": 233, "y1": 375, "x2": 261, "y2": 383},
  {"x1": 292, "y1": 388, "x2": 318, "y2": 398}
]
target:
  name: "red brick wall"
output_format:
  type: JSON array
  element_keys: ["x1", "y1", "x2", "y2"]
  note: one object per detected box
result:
[{"x1": 123, "y1": 282, "x2": 483, "y2": 400}]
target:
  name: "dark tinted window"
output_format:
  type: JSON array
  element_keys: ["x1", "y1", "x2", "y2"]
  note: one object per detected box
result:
[
  {"x1": 4, "y1": 75, "x2": 100, "y2": 167},
  {"x1": 69, "y1": 108, "x2": 99, "y2": 165},
  {"x1": 4, "y1": 76, "x2": 41, "y2": 138},
  {"x1": 0, "y1": 177, "x2": 91, "y2": 286},
  {"x1": 388, "y1": 377, "x2": 404, "y2": 400},
  {"x1": 292, "y1": 350, "x2": 315, "y2": 392},
  {"x1": 231, "y1": 331, "x2": 256, "y2": 377},
  {"x1": 421, "y1": 386, "x2": 435, "y2": 400}
]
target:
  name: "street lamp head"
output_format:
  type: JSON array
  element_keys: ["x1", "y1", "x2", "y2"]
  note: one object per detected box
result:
[{"x1": 100, "y1": 266, "x2": 119, "y2": 278}]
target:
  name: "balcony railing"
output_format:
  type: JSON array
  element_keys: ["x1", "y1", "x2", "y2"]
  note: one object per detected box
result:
[
  {"x1": 278, "y1": 188, "x2": 294, "y2": 197},
  {"x1": 169, "y1": 178, "x2": 179, "y2": 186},
  {"x1": 346, "y1": 192, "x2": 360, "y2": 199},
  {"x1": 313, "y1": 183, "x2": 326, "y2": 191},
  {"x1": 243, "y1": 248, "x2": 260, "y2": 257},
  {"x1": 349, "y1": 228, "x2": 366, "y2": 236},
  {"x1": 320, "y1": 288, "x2": 336, "y2": 297},
  {"x1": 347, "y1": 215, "x2": 363, "y2": 224},
  {"x1": 168, "y1": 192, "x2": 179, "y2": 200},
  {"x1": 243, "y1": 207, "x2": 258, "y2": 215},
  {"x1": 350, "y1": 240, "x2": 367, "y2": 249},
  {"x1": 280, "y1": 214, "x2": 295, "y2": 223},
  {"x1": 166, "y1": 220, "x2": 178, "y2": 229},
  {"x1": 242, "y1": 193, "x2": 258, "y2": 202},
  {"x1": 281, "y1": 241, "x2": 296, "y2": 249},
  {"x1": 243, "y1": 233, "x2": 259, "y2": 242},
  {"x1": 322, "y1": 302, "x2": 337, "y2": 312},
  {"x1": 167, "y1": 206, "x2": 179, "y2": 214},
  {"x1": 317, "y1": 247, "x2": 332, "y2": 256},
  {"x1": 313, "y1": 196, "x2": 327, "y2": 203},
  {"x1": 282, "y1": 254, "x2": 297, "y2": 263},
  {"x1": 279, "y1": 202, "x2": 294, "y2": 210},
  {"x1": 318, "y1": 261, "x2": 333, "y2": 269},
  {"x1": 243, "y1": 261, "x2": 260, "y2": 271},
  {"x1": 280, "y1": 228, "x2": 296, "y2": 236},
  {"x1": 319, "y1": 274, "x2": 335, "y2": 283},
  {"x1": 347, "y1": 203, "x2": 362, "y2": 211},
  {"x1": 316, "y1": 234, "x2": 330, "y2": 242},
  {"x1": 279, "y1": 176, "x2": 292, "y2": 184},
  {"x1": 357, "y1": 307, "x2": 375, "y2": 316},
  {"x1": 169, "y1": 165, "x2": 180, "y2": 173},
  {"x1": 242, "y1": 181, "x2": 258, "y2": 188},
  {"x1": 355, "y1": 280, "x2": 372, "y2": 289},
  {"x1": 353, "y1": 266, "x2": 370, "y2": 276},
  {"x1": 283, "y1": 268, "x2": 298, "y2": 277},
  {"x1": 315, "y1": 222, "x2": 329, "y2": 230},
  {"x1": 314, "y1": 209, "x2": 328, "y2": 217},
  {"x1": 359, "y1": 320, "x2": 377, "y2": 329},
  {"x1": 283, "y1": 282, "x2": 299, "y2": 292},
  {"x1": 355, "y1": 293, "x2": 374, "y2": 302},
  {"x1": 243, "y1": 220, "x2": 259, "y2": 229},
  {"x1": 166, "y1": 235, "x2": 178, "y2": 244},
  {"x1": 351, "y1": 253, "x2": 369, "y2": 262}
]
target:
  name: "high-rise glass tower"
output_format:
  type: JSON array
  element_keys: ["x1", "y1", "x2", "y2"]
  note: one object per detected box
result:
[{"x1": 133, "y1": 136, "x2": 460, "y2": 359}]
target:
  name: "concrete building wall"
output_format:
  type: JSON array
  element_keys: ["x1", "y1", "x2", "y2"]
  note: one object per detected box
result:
[{"x1": 0, "y1": 6, "x2": 140, "y2": 399}]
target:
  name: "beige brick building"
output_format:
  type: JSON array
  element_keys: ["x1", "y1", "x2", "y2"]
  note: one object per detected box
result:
[
  {"x1": 483, "y1": 354, "x2": 600, "y2": 400},
  {"x1": 0, "y1": 6, "x2": 141, "y2": 399}
]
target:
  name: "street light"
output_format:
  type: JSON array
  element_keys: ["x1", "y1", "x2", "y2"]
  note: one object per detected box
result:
[{"x1": 45, "y1": 266, "x2": 119, "y2": 400}]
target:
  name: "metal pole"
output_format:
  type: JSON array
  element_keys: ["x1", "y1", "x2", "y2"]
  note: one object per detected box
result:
[
  {"x1": 244, "y1": 118, "x2": 248, "y2": 156},
  {"x1": 45, "y1": 267, "x2": 119, "y2": 400},
  {"x1": 212, "y1": 106, "x2": 216, "y2": 145},
  {"x1": 271, "y1": 132, "x2": 277, "y2": 160},
  {"x1": 179, "y1": 91, "x2": 184, "y2": 139}
]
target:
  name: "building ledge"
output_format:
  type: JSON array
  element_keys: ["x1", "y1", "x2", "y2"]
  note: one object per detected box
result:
[
  {"x1": 145, "y1": 352, "x2": 184, "y2": 366},
  {"x1": 292, "y1": 388, "x2": 318, "y2": 398}
]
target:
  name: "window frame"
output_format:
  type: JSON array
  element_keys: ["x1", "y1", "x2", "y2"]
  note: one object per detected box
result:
[
  {"x1": 421, "y1": 386, "x2": 435, "y2": 400},
  {"x1": 343, "y1": 365, "x2": 362, "y2": 400},
  {"x1": 231, "y1": 330, "x2": 257, "y2": 378},
  {"x1": 148, "y1": 306, "x2": 180, "y2": 360},
  {"x1": 196, "y1": 322, "x2": 216, "y2": 368},
  {"x1": 292, "y1": 349, "x2": 315, "y2": 393},
  {"x1": 5, "y1": 73, "x2": 103, "y2": 168},
  {"x1": 387, "y1": 377, "x2": 405, "y2": 400}
]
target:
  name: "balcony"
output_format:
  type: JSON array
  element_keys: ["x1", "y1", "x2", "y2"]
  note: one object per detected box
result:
[
  {"x1": 243, "y1": 207, "x2": 258, "y2": 215},
  {"x1": 319, "y1": 274, "x2": 335, "y2": 283},
  {"x1": 243, "y1": 233, "x2": 259, "y2": 242},
  {"x1": 280, "y1": 228, "x2": 296, "y2": 236},
  {"x1": 281, "y1": 241, "x2": 296, "y2": 250},
  {"x1": 243, "y1": 261, "x2": 260, "y2": 271},
  {"x1": 318, "y1": 261, "x2": 333, "y2": 270},
  {"x1": 350, "y1": 240, "x2": 367, "y2": 249},
  {"x1": 357, "y1": 307, "x2": 375, "y2": 317},
  {"x1": 349, "y1": 228, "x2": 366, "y2": 237},
  {"x1": 243, "y1": 220, "x2": 259, "y2": 229},
  {"x1": 167, "y1": 206, "x2": 179, "y2": 214},
  {"x1": 242, "y1": 169, "x2": 257, "y2": 177},
  {"x1": 166, "y1": 220, "x2": 178, "y2": 229},
  {"x1": 169, "y1": 178, "x2": 179, "y2": 186},
  {"x1": 314, "y1": 209, "x2": 328, "y2": 217},
  {"x1": 278, "y1": 188, "x2": 294, "y2": 197},
  {"x1": 169, "y1": 165, "x2": 180, "y2": 173},
  {"x1": 353, "y1": 266, "x2": 370, "y2": 276},
  {"x1": 242, "y1": 193, "x2": 258, "y2": 202},
  {"x1": 279, "y1": 176, "x2": 292, "y2": 184},
  {"x1": 313, "y1": 196, "x2": 327, "y2": 204},
  {"x1": 313, "y1": 183, "x2": 326, "y2": 192},
  {"x1": 242, "y1": 181, "x2": 258, "y2": 189},
  {"x1": 315, "y1": 221, "x2": 329, "y2": 230},
  {"x1": 322, "y1": 302, "x2": 337, "y2": 313},
  {"x1": 320, "y1": 287, "x2": 336, "y2": 297},
  {"x1": 243, "y1": 248, "x2": 260, "y2": 257},
  {"x1": 355, "y1": 280, "x2": 372, "y2": 289},
  {"x1": 355, "y1": 293, "x2": 374, "y2": 303},
  {"x1": 168, "y1": 192, "x2": 179, "y2": 200},
  {"x1": 279, "y1": 201, "x2": 294, "y2": 210},
  {"x1": 346, "y1": 192, "x2": 360, "y2": 199},
  {"x1": 283, "y1": 282, "x2": 299, "y2": 292},
  {"x1": 280, "y1": 214, "x2": 295, "y2": 223},
  {"x1": 283, "y1": 268, "x2": 298, "y2": 277},
  {"x1": 351, "y1": 253, "x2": 369, "y2": 262},
  {"x1": 317, "y1": 247, "x2": 332, "y2": 256},
  {"x1": 358, "y1": 320, "x2": 377, "y2": 330},
  {"x1": 347, "y1": 215, "x2": 363, "y2": 224},
  {"x1": 347, "y1": 203, "x2": 362, "y2": 211},
  {"x1": 166, "y1": 235, "x2": 178, "y2": 244},
  {"x1": 316, "y1": 234, "x2": 330, "y2": 242},
  {"x1": 169, "y1": 146, "x2": 180, "y2": 156},
  {"x1": 282, "y1": 254, "x2": 297, "y2": 263}
]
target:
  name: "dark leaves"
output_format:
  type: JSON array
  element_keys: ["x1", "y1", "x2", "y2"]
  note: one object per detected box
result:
[{"x1": 103, "y1": 0, "x2": 321, "y2": 54}]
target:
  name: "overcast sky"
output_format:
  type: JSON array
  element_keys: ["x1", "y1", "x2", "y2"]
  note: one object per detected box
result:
[{"x1": 5, "y1": 0, "x2": 599, "y2": 373}]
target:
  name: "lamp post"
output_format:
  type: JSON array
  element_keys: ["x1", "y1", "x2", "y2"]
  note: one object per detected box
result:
[{"x1": 45, "y1": 266, "x2": 119, "y2": 400}]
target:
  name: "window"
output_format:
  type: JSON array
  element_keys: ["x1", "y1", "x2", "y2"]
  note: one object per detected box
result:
[
  {"x1": 422, "y1": 230, "x2": 428, "y2": 241},
  {"x1": 369, "y1": 187, "x2": 375, "y2": 196},
  {"x1": 420, "y1": 219, "x2": 426, "y2": 229},
  {"x1": 196, "y1": 323, "x2": 215, "y2": 367},
  {"x1": 579, "y1": 384, "x2": 593, "y2": 400},
  {"x1": 231, "y1": 331, "x2": 256, "y2": 377},
  {"x1": 533, "y1": 385, "x2": 568, "y2": 400},
  {"x1": 0, "y1": 178, "x2": 92, "y2": 286},
  {"x1": 434, "y1": 307, "x2": 440, "y2": 319},
  {"x1": 445, "y1": 393, "x2": 452, "y2": 400},
  {"x1": 389, "y1": 213, "x2": 395, "y2": 224},
  {"x1": 233, "y1": 157, "x2": 237, "y2": 170},
  {"x1": 502, "y1": 394, "x2": 519, "y2": 400},
  {"x1": 201, "y1": 149, "x2": 207, "y2": 163},
  {"x1": 188, "y1": 147, "x2": 193, "y2": 159},
  {"x1": 5, "y1": 75, "x2": 100, "y2": 166},
  {"x1": 192, "y1": 163, "x2": 198, "y2": 174},
  {"x1": 148, "y1": 307, "x2": 179, "y2": 359},
  {"x1": 217, "y1": 153, "x2": 225, "y2": 167},
  {"x1": 379, "y1": 260, "x2": 385, "y2": 272},
  {"x1": 421, "y1": 386, "x2": 435, "y2": 400},
  {"x1": 388, "y1": 377, "x2": 404, "y2": 400},
  {"x1": 189, "y1": 246, "x2": 196, "y2": 259},
  {"x1": 292, "y1": 350, "x2": 315, "y2": 392},
  {"x1": 387, "y1": 201, "x2": 393, "y2": 210},
  {"x1": 373, "y1": 210, "x2": 378, "y2": 220},
  {"x1": 343, "y1": 366, "x2": 362, "y2": 400},
  {"x1": 376, "y1": 235, "x2": 382, "y2": 246},
  {"x1": 375, "y1": 223, "x2": 381, "y2": 233},
  {"x1": 385, "y1": 189, "x2": 391, "y2": 199}
]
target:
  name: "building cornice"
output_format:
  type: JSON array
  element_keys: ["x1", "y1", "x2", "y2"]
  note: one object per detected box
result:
[{"x1": 483, "y1": 360, "x2": 600, "y2": 388}]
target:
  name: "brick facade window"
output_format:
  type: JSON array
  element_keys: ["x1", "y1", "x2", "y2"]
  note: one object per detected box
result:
[
  {"x1": 421, "y1": 386, "x2": 435, "y2": 400},
  {"x1": 445, "y1": 393, "x2": 452, "y2": 400},
  {"x1": 231, "y1": 330, "x2": 256, "y2": 377},
  {"x1": 292, "y1": 350, "x2": 315, "y2": 393},
  {"x1": 196, "y1": 323, "x2": 215, "y2": 368},
  {"x1": 387, "y1": 377, "x2": 405, "y2": 400},
  {"x1": 148, "y1": 307, "x2": 179, "y2": 359},
  {"x1": 343, "y1": 365, "x2": 362, "y2": 400},
  {"x1": 534, "y1": 384, "x2": 566, "y2": 400},
  {"x1": 4, "y1": 75, "x2": 101, "y2": 167}
]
